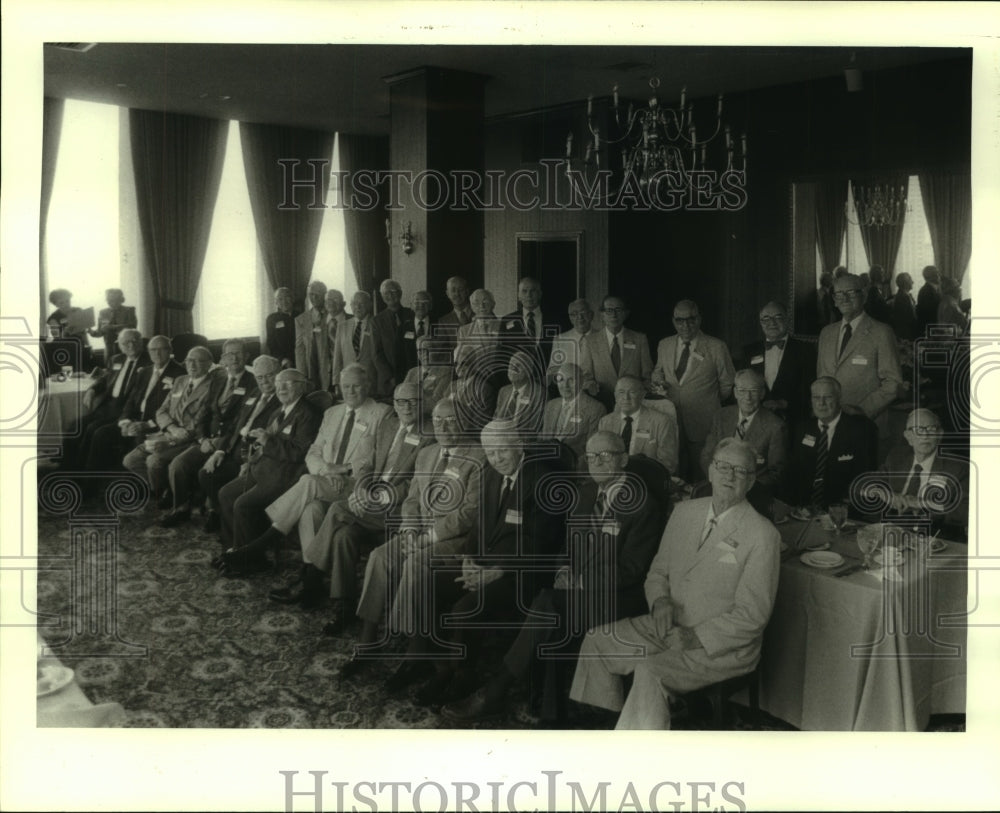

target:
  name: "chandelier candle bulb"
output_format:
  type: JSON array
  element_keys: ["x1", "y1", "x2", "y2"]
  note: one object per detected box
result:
[
  {"x1": 613, "y1": 84, "x2": 619, "y2": 109},
  {"x1": 587, "y1": 95, "x2": 593, "y2": 117},
  {"x1": 566, "y1": 132, "x2": 573, "y2": 158},
  {"x1": 594, "y1": 129, "x2": 600, "y2": 150},
  {"x1": 680, "y1": 86, "x2": 686, "y2": 111},
  {"x1": 725, "y1": 125, "x2": 732, "y2": 149},
  {"x1": 717, "y1": 93, "x2": 723, "y2": 117}
]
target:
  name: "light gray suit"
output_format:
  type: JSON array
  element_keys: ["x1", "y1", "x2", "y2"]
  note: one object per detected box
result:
[
  {"x1": 540, "y1": 393, "x2": 606, "y2": 460},
  {"x1": 579, "y1": 327, "x2": 654, "y2": 395},
  {"x1": 598, "y1": 405, "x2": 679, "y2": 475},
  {"x1": 699, "y1": 405, "x2": 788, "y2": 488}
]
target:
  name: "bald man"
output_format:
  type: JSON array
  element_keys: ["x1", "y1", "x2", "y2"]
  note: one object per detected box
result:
[
  {"x1": 546, "y1": 298, "x2": 602, "y2": 386},
  {"x1": 332, "y1": 291, "x2": 393, "y2": 398},
  {"x1": 294, "y1": 279, "x2": 331, "y2": 390}
]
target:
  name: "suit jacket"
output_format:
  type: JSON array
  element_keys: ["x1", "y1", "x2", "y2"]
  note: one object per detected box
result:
[
  {"x1": 643, "y1": 497, "x2": 780, "y2": 676},
  {"x1": 88, "y1": 351, "x2": 149, "y2": 412},
  {"x1": 449, "y1": 373, "x2": 498, "y2": 437},
  {"x1": 874, "y1": 445, "x2": 969, "y2": 531},
  {"x1": 400, "y1": 443, "x2": 486, "y2": 555},
  {"x1": 294, "y1": 307, "x2": 332, "y2": 391},
  {"x1": 493, "y1": 382, "x2": 547, "y2": 433},
  {"x1": 265, "y1": 311, "x2": 296, "y2": 366},
  {"x1": 219, "y1": 391, "x2": 283, "y2": 457},
  {"x1": 155, "y1": 369, "x2": 222, "y2": 441},
  {"x1": 817, "y1": 314, "x2": 902, "y2": 421},
  {"x1": 864, "y1": 287, "x2": 893, "y2": 325},
  {"x1": 374, "y1": 306, "x2": 414, "y2": 377},
  {"x1": 546, "y1": 326, "x2": 601, "y2": 382},
  {"x1": 498, "y1": 307, "x2": 555, "y2": 375},
  {"x1": 305, "y1": 397, "x2": 392, "y2": 477},
  {"x1": 598, "y1": 405, "x2": 679, "y2": 475},
  {"x1": 396, "y1": 315, "x2": 434, "y2": 376},
  {"x1": 196, "y1": 369, "x2": 258, "y2": 441},
  {"x1": 370, "y1": 415, "x2": 436, "y2": 508},
  {"x1": 653, "y1": 332, "x2": 736, "y2": 445},
  {"x1": 331, "y1": 316, "x2": 394, "y2": 396},
  {"x1": 699, "y1": 406, "x2": 788, "y2": 488},
  {"x1": 579, "y1": 327, "x2": 654, "y2": 396},
  {"x1": 784, "y1": 412, "x2": 878, "y2": 509},
  {"x1": 120, "y1": 359, "x2": 186, "y2": 425},
  {"x1": 891, "y1": 293, "x2": 917, "y2": 341},
  {"x1": 915, "y1": 283, "x2": 941, "y2": 338},
  {"x1": 94, "y1": 305, "x2": 138, "y2": 360},
  {"x1": 742, "y1": 335, "x2": 816, "y2": 429},
  {"x1": 540, "y1": 393, "x2": 606, "y2": 460},
  {"x1": 249, "y1": 397, "x2": 323, "y2": 495},
  {"x1": 403, "y1": 364, "x2": 453, "y2": 414}
]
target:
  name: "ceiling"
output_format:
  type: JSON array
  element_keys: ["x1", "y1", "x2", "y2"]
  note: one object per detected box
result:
[{"x1": 44, "y1": 43, "x2": 964, "y2": 135}]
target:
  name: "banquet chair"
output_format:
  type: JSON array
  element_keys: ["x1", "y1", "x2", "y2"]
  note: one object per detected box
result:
[
  {"x1": 680, "y1": 666, "x2": 760, "y2": 730},
  {"x1": 171, "y1": 333, "x2": 209, "y2": 363}
]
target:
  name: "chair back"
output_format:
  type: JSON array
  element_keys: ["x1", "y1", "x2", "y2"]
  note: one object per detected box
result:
[
  {"x1": 171, "y1": 333, "x2": 209, "y2": 363},
  {"x1": 305, "y1": 389, "x2": 334, "y2": 412}
]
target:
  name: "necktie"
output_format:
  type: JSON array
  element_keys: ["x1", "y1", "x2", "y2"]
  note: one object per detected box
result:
[
  {"x1": 503, "y1": 390, "x2": 517, "y2": 419},
  {"x1": 428, "y1": 449, "x2": 451, "y2": 509},
  {"x1": 416, "y1": 319, "x2": 425, "y2": 338},
  {"x1": 395, "y1": 311, "x2": 401, "y2": 328},
  {"x1": 736, "y1": 417, "x2": 748, "y2": 440},
  {"x1": 765, "y1": 338, "x2": 786, "y2": 350},
  {"x1": 675, "y1": 341, "x2": 691, "y2": 381},
  {"x1": 220, "y1": 376, "x2": 235, "y2": 405},
  {"x1": 595, "y1": 491, "x2": 608, "y2": 519},
  {"x1": 335, "y1": 409, "x2": 355, "y2": 465},
  {"x1": 811, "y1": 422, "x2": 829, "y2": 507},
  {"x1": 185, "y1": 380, "x2": 195, "y2": 398},
  {"x1": 140, "y1": 367, "x2": 162, "y2": 414},
  {"x1": 904, "y1": 463, "x2": 924, "y2": 498},
  {"x1": 112, "y1": 358, "x2": 132, "y2": 400},
  {"x1": 558, "y1": 401, "x2": 572, "y2": 434},
  {"x1": 621, "y1": 415, "x2": 634, "y2": 452},
  {"x1": 310, "y1": 310, "x2": 322, "y2": 376},
  {"x1": 610, "y1": 335, "x2": 622, "y2": 375},
  {"x1": 352, "y1": 320, "x2": 362, "y2": 357},
  {"x1": 240, "y1": 394, "x2": 269, "y2": 437},
  {"x1": 839, "y1": 323, "x2": 853, "y2": 358},
  {"x1": 526, "y1": 311, "x2": 537, "y2": 340},
  {"x1": 496, "y1": 475, "x2": 513, "y2": 523},
  {"x1": 383, "y1": 425, "x2": 408, "y2": 475},
  {"x1": 700, "y1": 517, "x2": 718, "y2": 548}
]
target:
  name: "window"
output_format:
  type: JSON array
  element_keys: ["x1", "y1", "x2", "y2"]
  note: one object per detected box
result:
[{"x1": 312, "y1": 133, "x2": 356, "y2": 303}]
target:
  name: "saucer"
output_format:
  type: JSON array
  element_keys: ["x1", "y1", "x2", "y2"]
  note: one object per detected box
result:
[{"x1": 800, "y1": 551, "x2": 844, "y2": 569}]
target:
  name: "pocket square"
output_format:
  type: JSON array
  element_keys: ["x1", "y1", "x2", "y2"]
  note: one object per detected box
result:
[
  {"x1": 837, "y1": 454, "x2": 854, "y2": 462},
  {"x1": 717, "y1": 552, "x2": 738, "y2": 565}
]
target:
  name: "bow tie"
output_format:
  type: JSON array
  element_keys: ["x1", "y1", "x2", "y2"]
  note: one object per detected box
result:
[{"x1": 765, "y1": 338, "x2": 786, "y2": 350}]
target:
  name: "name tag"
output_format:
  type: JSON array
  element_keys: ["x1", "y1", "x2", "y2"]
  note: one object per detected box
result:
[
  {"x1": 505, "y1": 321, "x2": 517, "y2": 330},
  {"x1": 233, "y1": 387, "x2": 246, "y2": 396},
  {"x1": 570, "y1": 416, "x2": 582, "y2": 423},
  {"x1": 751, "y1": 354, "x2": 764, "y2": 365},
  {"x1": 802, "y1": 435, "x2": 816, "y2": 447},
  {"x1": 756, "y1": 455, "x2": 765, "y2": 465},
  {"x1": 404, "y1": 331, "x2": 415, "y2": 339},
  {"x1": 245, "y1": 397, "x2": 258, "y2": 406},
  {"x1": 444, "y1": 467, "x2": 462, "y2": 480},
  {"x1": 691, "y1": 351, "x2": 705, "y2": 362},
  {"x1": 355, "y1": 421, "x2": 368, "y2": 432},
  {"x1": 504, "y1": 509, "x2": 522, "y2": 525},
  {"x1": 275, "y1": 321, "x2": 285, "y2": 329},
  {"x1": 404, "y1": 434, "x2": 420, "y2": 446},
  {"x1": 717, "y1": 552, "x2": 738, "y2": 565},
  {"x1": 171, "y1": 391, "x2": 182, "y2": 399},
  {"x1": 623, "y1": 342, "x2": 636, "y2": 350},
  {"x1": 851, "y1": 356, "x2": 868, "y2": 366},
  {"x1": 313, "y1": 327, "x2": 321, "y2": 333},
  {"x1": 601, "y1": 521, "x2": 621, "y2": 536},
  {"x1": 424, "y1": 375, "x2": 436, "y2": 383},
  {"x1": 282, "y1": 425, "x2": 292, "y2": 435},
  {"x1": 113, "y1": 363, "x2": 123, "y2": 370},
  {"x1": 837, "y1": 454, "x2": 854, "y2": 462},
  {"x1": 928, "y1": 475, "x2": 947, "y2": 488},
  {"x1": 162, "y1": 377, "x2": 174, "y2": 386},
  {"x1": 635, "y1": 429, "x2": 651, "y2": 439}
]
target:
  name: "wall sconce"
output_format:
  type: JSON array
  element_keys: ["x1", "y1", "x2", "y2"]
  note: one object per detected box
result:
[{"x1": 400, "y1": 221, "x2": 415, "y2": 254}]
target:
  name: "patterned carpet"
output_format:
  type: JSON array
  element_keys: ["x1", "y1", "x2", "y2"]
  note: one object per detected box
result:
[{"x1": 35, "y1": 477, "x2": 963, "y2": 732}]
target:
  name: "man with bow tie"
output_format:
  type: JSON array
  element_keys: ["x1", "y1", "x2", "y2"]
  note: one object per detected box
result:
[
  {"x1": 160, "y1": 340, "x2": 256, "y2": 527},
  {"x1": 332, "y1": 291, "x2": 393, "y2": 399},
  {"x1": 294, "y1": 279, "x2": 332, "y2": 391},
  {"x1": 122, "y1": 345, "x2": 218, "y2": 505},
  {"x1": 373, "y1": 279, "x2": 415, "y2": 394},
  {"x1": 570, "y1": 437, "x2": 781, "y2": 730}
]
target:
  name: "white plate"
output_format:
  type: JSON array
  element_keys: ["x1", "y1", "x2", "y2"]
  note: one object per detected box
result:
[
  {"x1": 800, "y1": 551, "x2": 844, "y2": 569},
  {"x1": 930, "y1": 539, "x2": 947, "y2": 554},
  {"x1": 875, "y1": 550, "x2": 903, "y2": 567},
  {"x1": 37, "y1": 664, "x2": 74, "y2": 697},
  {"x1": 789, "y1": 507, "x2": 814, "y2": 522}
]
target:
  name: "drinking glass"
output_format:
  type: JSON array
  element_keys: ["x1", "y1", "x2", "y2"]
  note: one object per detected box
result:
[
  {"x1": 828, "y1": 502, "x2": 848, "y2": 535},
  {"x1": 857, "y1": 524, "x2": 882, "y2": 570}
]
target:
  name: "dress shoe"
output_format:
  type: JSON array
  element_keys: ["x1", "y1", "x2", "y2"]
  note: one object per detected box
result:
[
  {"x1": 384, "y1": 660, "x2": 434, "y2": 695},
  {"x1": 209, "y1": 549, "x2": 232, "y2": 570},
  {"x1": 337, "y1": 653, "x2": 367, "y2": 681},
  {"x1": 440, "y1": 686, "x2": 505, "y2": 724},
  {"x1": 268, "y1": 583, "x2": 304, "y2": 604},
  {"x1": 321, "y1": 603, "x2": 349, "y2": 636},
  {"x1": 159, "y1": 508, "x2": 191, "y2": 528},
  {"x1": 219, "y1": 549, "x2": 270, "y2": 578},
  {"x1": 203, "y1": 511, "x2": 220, "y2": 533}
]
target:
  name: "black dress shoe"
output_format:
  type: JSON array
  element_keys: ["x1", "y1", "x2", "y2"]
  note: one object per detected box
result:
[
  {"x1": 440, "y1": 686, "x2": 505, "y2": 724},
  {"x1": 320, "y1": 601, "x2": 349, "y2": 634},
  {"x1": 204, "y1": 511, "x2": 221, "y2": 533},
  {"x1": 268, "y1": 583, "x2": 305, "y2": 604},
  {"x1": 219, "y1": 549, "x2": 270, "y2": 578},
  {"x1": 384, "y1": 660, "x2": 434, "y2": 695},
  {"x1": 209, "y1": 550, "x2": 232, "y2": 570},
  {"x1": 159, "y1": 509, "x2": 191, "y2": 528}
]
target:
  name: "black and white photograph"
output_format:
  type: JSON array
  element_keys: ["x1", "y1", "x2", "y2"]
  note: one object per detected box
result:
[{"x1": 2, "y1": 1, "x2": 999, "y2": 811}]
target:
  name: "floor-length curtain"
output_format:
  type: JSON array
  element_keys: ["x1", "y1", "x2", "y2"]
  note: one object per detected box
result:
[
  {"x1": 129, "y1": 109, "x2": 227, "y2": 336},
  {"x1": 338, "y1": 134, "x2": 389, "y2": 296},
  {"x1": 40, "y1": 97, "x2": 65, "y2": 332},
  {"x1": 814, "y1": 178, "x2": 847, "y2": 275},
  {"x1": 919, "y1": 172, "x2": 972, "y2": 284},
  {"x1": 240, "y1": 122, "x2": 333, "y2": 306},
  {"x1": 851, "y1": 176, "x2": 908, "y2": 279}
]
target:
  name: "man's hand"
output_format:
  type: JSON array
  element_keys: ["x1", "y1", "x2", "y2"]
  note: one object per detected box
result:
[
  {"x1": 665, "y1": 625, "x2": 701, "y2": 651},
  {"x1": 151, "y1": 440, "x2": 171, "y2": 454},
  {"x1": 456, "y1": 558, "x2": 503, "y2": 591},
  {"x1": 399, "y1": 528, "x2": 431, "y2": 557},
  {"x1": 651, "y1": 597, "x2": 674, "y2": 640},
  {"x1": 202, "y1": 450, "x2": 225, "y2": 474},
  {"x1": 890, "y1": 493, "x2": 913, "y2": 513},
  {"x1": 248, "y1": 428, "x2": 268, "y2": 443},
  {"x1": 199, "y1": 438, "x2": 216, "y2": 455}
]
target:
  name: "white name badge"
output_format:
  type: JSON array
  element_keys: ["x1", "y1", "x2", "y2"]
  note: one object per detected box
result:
[
  {"x1": 504, "y1": 509, "x2": 522, "y2": 525},
  {"x1": 171, "y1": 391, "x2": 182, "y2": 399},
  {"x1": 505, "y1": 321, "x2": 517, "y2": 330},
  {"x1": 313, "y1": 327, "x2": 321, "y2": 333},
  {"x1": 355, "y1": 421, "x2": 368, "y2": 432},
  {"x1": 282, "y1": 425, "x2": 292, "y2": 434},
  {"x1": 837, "y1": 454, "x2": 854, "y2": 462},
  {"x1": 112, "y1": 363, "x2": 123, "y2": 370},
  {"x1": 601, "y1": 520, "x2": 621, "y2": 536},
  {"x1": 636, "y1": 429, "x2": 651, "y2": 439},
  {"x1": 756, "y1": 455, "x2": 765, "y2": 465},
  {"x1": 623, "y1": 342, "x2": 636, "y2": 350},
  {"x1": 444, "y1": 467, "x2": 462, "y2": 480},
  {"x1": 233, "y1": 387, "x2": 246, "y2": 396},
  {"x1": 162, "y1": 377, "x2": 174, "y2": 386},
  {"x1": 751, "y1": 354, "x2": 764, "y2": 365},
  {"x1": 691, "y1": 351, "x2": 705, "y2": 362},
  {"x1": 404, "y1": 331, "x2": 415, "y2": 339},
  {"x1": 802, "y1": 435, "x2": 816, "y2": 447},
  {"x1": 570, "y1": 416, "x2": 582, "y2": 423},
  {"x1": 851, "y1": 356, "x2": 868, "y2": 366},
  {"x1": 928, "y1": 475, "x2": 947, "y2": 488},
  {"x1": 717, "y1": 552, "x2": 738, "y2": 565},
  {"x1": 424, "y1": 375, "x2": 436, "y2": 383},
  {"x1": 404, "y1": 434, "x2": 421, "y2": 446},
  {"x1": 245, "y1": 397, "x2": 258, "y2": 406}
]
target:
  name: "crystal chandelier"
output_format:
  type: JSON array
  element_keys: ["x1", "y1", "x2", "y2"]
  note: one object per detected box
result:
[
  {"x1": 849, "y1": 183, "x2": 908, "y2": 228},
  {"x1": 563, "y1": 77, "x2": 747, "y2": 205}
]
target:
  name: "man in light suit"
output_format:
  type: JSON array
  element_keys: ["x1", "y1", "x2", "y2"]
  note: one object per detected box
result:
[
  {"x1": 493, "y1": 349, "x2": 547, "y2": 434},
  {"x1": 598, "y1": 375, "x2": 679, "y2": 475},
  {"x1": 700, "y1": 369, "x2": 788, "y2": 515},
  {"x1": 373, "y1": 278, "x2": 415, "y2": 394},
  {"x1": 403, "y1": 336, "x2": 453, "y2": 415},
  {"x1": 652, "y1": 299, "x2": 736, "y2": 480},
  {"x1": 540, "y1": 361, "x2": 606, "y2": 462},
  {"x1": 783, "y1": 377, "x2": 878, "y2": 512},
  {"x1": 455, "y1": 288, "x2": 502, "y2": 364},
  {"x1": 331, "y1": 291, "x2": 393, "y2": 399},
  {"x1": 294, "y1": 279, "x2": 331, "y2": 392},
  {"x1": 570, "y1": 437, "x2": 781, "y2": 729},
  {"x1": 579, "y1": 295, "x2": 654, "y2": 410},
  {"x1": 323, "y1": 288, "x2": 349, "y2": 370},
  {"x1": 222, "y1": 363, "x2": 391, "y2": 573},
  {"x1": 817, "y1": 273, "x2": 902, "y2": 442},
  {"x1": 741, "y1": 300, "x2": 817, "y2": 433},
  {"x1": 546, "y1": 298, "x2": 601, "y2": 386},
  {"x1": 123, "y1": 345, "x2": 219, "y2": 506},
  {"x1": 217, "y1": 369, "x2": 323, "y2": 574}
]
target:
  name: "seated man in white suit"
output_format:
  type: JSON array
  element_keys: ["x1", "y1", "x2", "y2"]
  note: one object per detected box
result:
[
  {"x1": 570, "y1": 437, "x2": 781, "y2": 729},
  {"x1": 331, "y1": 291, "x2": 393, "y2": 399},
  {"x1": 222, "y1": 363, "x2": 391, "y2": 571},
  {"x1": 598, "y1": 375, "x2": 679, "y2": 475},
  {"x1": 540, "y1": 361, "x2": 606, "y2": 462}
]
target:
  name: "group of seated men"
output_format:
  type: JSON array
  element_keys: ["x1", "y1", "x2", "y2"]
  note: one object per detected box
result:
[{"x1": 58, "y1": 271, "x2": 969, "y2": 728}]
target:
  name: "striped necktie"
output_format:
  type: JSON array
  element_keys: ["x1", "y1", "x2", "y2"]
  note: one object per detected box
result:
[
  {"x1": 811, "y1": 422, "x2": 829, "y2": 506},
  {"x1": 675, "y1": 341, "x2": 691, "y2": 381},
  {"x1": 335, "y1": 409, "x2": 355, "y2": 464}
]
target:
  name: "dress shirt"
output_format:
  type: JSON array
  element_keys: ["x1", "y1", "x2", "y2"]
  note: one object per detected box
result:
[
  {"x1": 111, "y1": 356, "x2": 137, "y2": 400},
  {"x1": 139, "y1": 365, "x2": 170, "y2": 414},
  {"x1": 699, "y1": 502, "x2": 739, "y2": 548},
  {"x1": 901, "y1": 451, "x2": 938, "y2": 495},
  {"x1": 675, "y1": 335, "x2": 700, "y2": 367},
  {"x1": 605, "y1": 327, "x2": 623, "y2": 353},
  {"x1": 816, "y1": 412, "x2": 843, "y2": 448},
  {"x1": 839, "y1": 314, "x2": 864, "y2": 354},
  {"x1": 763, "y1": 336, "x2": 786, "y2": 390}
]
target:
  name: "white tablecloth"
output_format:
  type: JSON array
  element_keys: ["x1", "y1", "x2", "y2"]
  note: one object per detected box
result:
[{"x1": 37, "y1": 376, "x2": 92, "y2": 437}]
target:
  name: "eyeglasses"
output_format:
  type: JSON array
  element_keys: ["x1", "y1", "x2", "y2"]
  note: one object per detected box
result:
[
  {"x1": 734, "y1": 388, "x2": 763, "y2": 396},
  {"x1": 906, "y1": 424, "x2": 941, "y2": 435},
  {"x1": 584, "y1": 450, "x2": 622, "y2": 464},
  {"x1": 601, "y1": 307, "x2": 626, "y2": 315},
  {"x1": 431, "y1": 416, "x2": 459, "y2": 427},
  {"x1": 759, "y1": 315, "x2": 785, "y2": 324},
  {"x1": 712, "y1": 459, "x2": 752, "y2": 478},
  {"x1": 394, "y1": 398, "x2": 419, "y2": 408},
  {"x1": 673, "y1": 316, "x2": 699, "y2": 324},
  {"x1": 832, "y1": 290, "x2": 863, "y2": 301},
  {"x1": 554, "y1": 375, "x2": 577, "y2": 384}
]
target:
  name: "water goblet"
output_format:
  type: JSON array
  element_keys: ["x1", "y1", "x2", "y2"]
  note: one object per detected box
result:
[{"x1": 828, "y1": 502, "x2": 848, "y2": 536}]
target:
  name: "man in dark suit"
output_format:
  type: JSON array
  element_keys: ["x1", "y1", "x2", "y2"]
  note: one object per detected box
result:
[
  {"x1": 891, "y1": 273, "x2": 917, "y2": 341},
  {"x1": 197, "y1": 355, "x2": 283, "y2": 533},
  {"x1": 88, "y1": 288, "x2": 138, "y2": 366},
  {"x1": 86, "y1": 335, "x2": 184, "y2": 475},
  {"x1": 915, "y1": 265, "x2": 942, "y2": 338},
  {"x1": 373, "y1": 279, "x2": 415, "y2": 394},
  {"x1": 742, "y1": 300, "x2": 817, "y2": 432},
  {"x1": 441, "y1": 430, "x2": 664, "y2": 723},
  {"x1": 436, "y1": 276, "x2": 473, "y2": 347},
  {"x1": 67, "y1": 328, "x2": 148, "y2": 470},
  {"x1": 498, "y1": 276, "x2": 553, "y2": 375},
  {"x1": 784, "y1": 377, "x2": 878, "y2": 512},
  {"x1": 396, "y1": 290, "x2": 434, "y2": 376},
  {"x1": 864, "y1": 265, "x2": 893, "y2": 325},
  {"x1": 264, "y1": 287, "x2": 296, "y2": 369},
  {"x1": 160, "y1": 339, "x2": 257, "y2": 527},
  {"x1": 216, "y1": 369, "x2": 322, "y2": 574}
]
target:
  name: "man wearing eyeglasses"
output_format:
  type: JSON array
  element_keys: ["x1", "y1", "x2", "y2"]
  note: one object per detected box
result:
[
  {"x1": 545, "y1": 298, "x2": 602, "y2": 387},
  {"x1": 598, "y1": 375, "x2": 679, "y2": 475},
  {"x1": 817, "y1": 273, "x2": 902, "y2": 445},
  {"x1": 742, "y1": 301, "x2": 816, "y2": 432},
  {"x1": 651, "y1": 299, "x2": 736, "y2": 480},
  {"x1": 578, "y1": 295, "x2": 653, "y2": 410},
  {"x1": 570, "y1": 437, "x2": 780, "y2": 729}
]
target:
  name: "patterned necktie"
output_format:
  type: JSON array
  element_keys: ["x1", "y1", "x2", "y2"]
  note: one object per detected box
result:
[
  {"x1": 610, "y1": 335, "x2": 622, "y2": 375},
  {"x1": 558, "y1": 400, "x2": 572, "y2": 434},
  {"x1": 185, "y1": 380, "x2": 195, "y2": 398},
  {"x1": 621, "y1": 415, "x2": 633, "y2": 452},
  {"x1": 335, "y1": 409, "x2": 355, "y2": 464},
  {"x1": 496, "y1": 475, "x2": 513, "y2": 523},
  {"x1": 352, "y1": 320, "x2": 362, "y2": 357},
  {"x1": 416, "y1": 319, "x2": 425, "y2": 338},
  {"x1": 675, "y1": 341, "x2": 691, "y2": 381},
  {"x1": 595, "y1": 490, "x2": 608, "y2": 519},
  {"x1": 839, "y1": 323, "x2": 853, "y2": 358},
  {"x1": 700, "y1": 517, "x2": 718, "y2": 548},
  {"x1": 736, "y1": 417, "x2": 748, "y2": 440},
  {"x1": 904, "y1": 463, "x2": 923, "y2": 498},
  {"x1": 811, "y1": 422, "x2": 829, "y2": 506},
  {"x1": 526, "y1": 311, "x2": 536, "y2": 340}
]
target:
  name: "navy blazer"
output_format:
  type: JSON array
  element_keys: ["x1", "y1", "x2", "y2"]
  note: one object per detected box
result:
[
  {"x1": 742, "y1": 335, "x2": 817, "y2": 429},
  {"x1": 249, "y1": 397, "x2": 323, "y2": 494},
  {"x1": 120, "y1": 359, "x2": 186, "y2": 424},
  {"x1": 784, "y1": 412, "x2": 878, "y2": 510}
]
